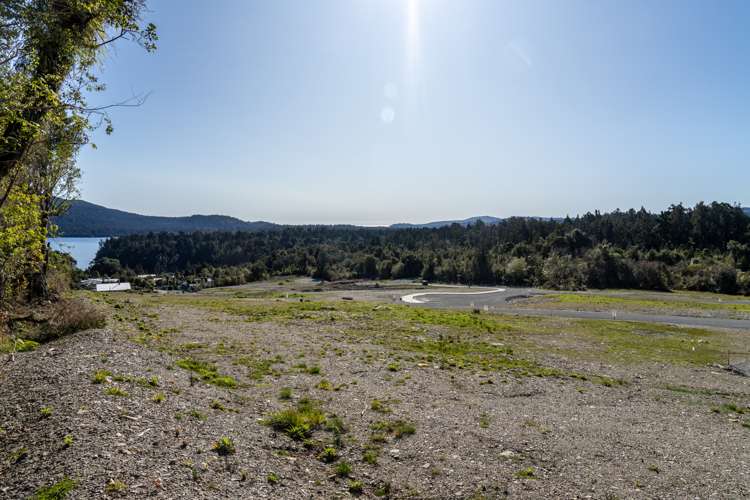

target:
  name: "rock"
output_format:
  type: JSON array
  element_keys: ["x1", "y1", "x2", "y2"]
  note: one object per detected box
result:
[{"x1": 729, "y1": 360, "x2": 750, "y2": 377}]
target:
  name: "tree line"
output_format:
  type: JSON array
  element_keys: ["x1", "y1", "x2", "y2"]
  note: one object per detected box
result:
[
  {"x1": 93, "y1": 201, "x2": 750, "y2": 295},
  {"x1": 0, "y1": 1, "x2": 155, "y2": 306}
]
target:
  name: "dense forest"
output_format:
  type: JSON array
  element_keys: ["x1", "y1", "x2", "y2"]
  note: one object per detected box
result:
[
  {"x1": 92, "y1": 202, "x2": 750, "y2": 295},
  {"x1": 53, "y1": 199, "x2": 278, "y2": 237}
]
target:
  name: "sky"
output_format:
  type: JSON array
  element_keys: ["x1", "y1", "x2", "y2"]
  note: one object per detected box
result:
[{"x1": 78, "y1": 0, "x2": 750, "y2": 225}]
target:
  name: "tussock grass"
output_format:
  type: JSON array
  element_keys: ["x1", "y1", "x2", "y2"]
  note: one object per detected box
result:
[{"x1": 175, "y1": 358, "x2": 237, "y2": 388}]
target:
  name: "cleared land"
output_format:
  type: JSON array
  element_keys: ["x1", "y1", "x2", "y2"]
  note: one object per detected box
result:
[{"x1": 1, "y1": 280, "x2": 749, "y2": 499}]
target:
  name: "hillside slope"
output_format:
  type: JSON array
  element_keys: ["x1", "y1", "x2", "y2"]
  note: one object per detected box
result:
[{"x1": 53, "y1": 200, "x2": 278, "y2": 237}]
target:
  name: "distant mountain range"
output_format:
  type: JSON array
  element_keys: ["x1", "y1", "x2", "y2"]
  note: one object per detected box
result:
[
  {"x1": 51, "y1": 200, "x2": 750, "y2": 237},
  {"x1": 53, "y1": 200, "x2": 278, "y2": 237},
  {"x1": 390, "y1": 216, "x2": 504, "y2": 229}
]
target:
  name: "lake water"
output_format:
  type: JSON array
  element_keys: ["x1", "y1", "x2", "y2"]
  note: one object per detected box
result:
[{"x1": 49, "y1": 237, "x2": 107, "y2": 269}]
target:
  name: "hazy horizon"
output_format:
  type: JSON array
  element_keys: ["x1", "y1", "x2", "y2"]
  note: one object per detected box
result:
[{"x1": 78, "y1": 0, "x2": 750, "y2": 225}]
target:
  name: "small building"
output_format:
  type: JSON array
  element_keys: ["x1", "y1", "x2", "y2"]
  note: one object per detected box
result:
[{"x1": 94, "y1": 282, "x2": 132, "y2": 292}]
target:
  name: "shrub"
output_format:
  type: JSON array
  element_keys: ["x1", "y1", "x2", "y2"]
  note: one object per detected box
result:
[
  {"x1": 336, "y1": 461, "x2": 352, "y2": 477},
  {"x1": 318, "y1": 446, "x2": 338, "y2": 463},
  {"x1": 264, "y1": 398, "x2": 326, "y2": 440},
  {"x1": 212, "y1": 436, "x2": 236, "y2": 456},
  {"x1": 37, "y1": 299, "x2": 105, "y2": 342}
]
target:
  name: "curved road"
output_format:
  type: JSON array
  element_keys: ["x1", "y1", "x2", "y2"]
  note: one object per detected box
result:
[{"x1": 401, "y1": 286, "x2": 750, "y2": 331}]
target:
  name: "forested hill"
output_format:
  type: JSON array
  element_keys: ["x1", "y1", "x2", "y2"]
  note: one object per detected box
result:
[
  {"x1": 52, "y1": 200, "x2": 279, "y2": 237},
  {"x1": 93, "y1": 202, "x2": 750, "y2": 295}
]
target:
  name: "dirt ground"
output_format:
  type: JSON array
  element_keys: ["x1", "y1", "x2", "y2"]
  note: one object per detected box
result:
[{"x1": 1, "y1": 280, "x2": 749, "y2": 499}]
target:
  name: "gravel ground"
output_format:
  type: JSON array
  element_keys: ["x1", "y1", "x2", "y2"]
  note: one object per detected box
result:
[{"x1": 1, "y1": 287, "x2": 750, "y2": 499}]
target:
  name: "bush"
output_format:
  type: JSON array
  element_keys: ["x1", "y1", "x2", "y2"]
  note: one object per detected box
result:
[{"x1": 37, "y1": 298, "x2": 105, "y2": 342}]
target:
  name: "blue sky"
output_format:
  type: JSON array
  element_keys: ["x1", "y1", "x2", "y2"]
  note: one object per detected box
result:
[{"x1": 78, "y1": 0, "x2": 750, "y2": 225}]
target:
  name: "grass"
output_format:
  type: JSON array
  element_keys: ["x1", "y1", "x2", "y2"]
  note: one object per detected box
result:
[
  {"x1": 279, "y1": 387, "x2": 293, "y2": 400},
  {"x1": 104, "y1": 480, "x2": 127, "y2": 495},
  {"x1": 363, "y1": 447, "x2": 379, "y2": 465},
  {"x1": 370, "y1": 399, "x2": 391, "y2": 413},
  {"x1": 318, "y1": 446, "x2": 338, "y2": 463},
  {"x1": 31, "y1": 478, "x2": 77, "y2": 500},
  {"x1": 267, "y1": 472, "x2": 280, "y2": 484},
  {"x1": 348, "y1": 480, "x2": 364, "y2": 494},
  {"x1": 152, "y1": 392, "x2": 166, "y2": 403},
  {"x1": 104, "y1": 387, "x2": 128, "y2": 397},
  {"x1": 371, "y1": 419, "x2": 416, "y2": 439},
  {"x1": 546, "y1": 292, "x2": 750, "y2": 315},
  {"x1": 62, "y1": 435, "x2": 74, "y2": 448},
  {"x1": 712, "y1": 403, "x2": 747, "y2": 415},
  {"x1": 264, "y1": 398, "x2": 327, "y2": 440},
  {"x1": 212, "y1": 436, "x2": 236, "y2": 456},
  {"x1": 40, "y1": 406, "x2": 53, "y2": 418},
  {"x1": 335, "y1": 461, "x2": 352, "y2": 477},
  {"x1": 235, "y1": 355, "x2": 283, "y2": 381},
  {"x1": 91, "y1": 369, "x2": 111, "y2": 384},
  {"x1": 515, "y1": 466, "x2": 536, "y2": 479},
  {"x1": 175, "y1": 358, "x2": 238, "y2": 388}
]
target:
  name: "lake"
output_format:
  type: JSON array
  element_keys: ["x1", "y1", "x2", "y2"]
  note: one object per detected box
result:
[{"x1": 49, "y1": 237, "x2": 107, "y2": 269}]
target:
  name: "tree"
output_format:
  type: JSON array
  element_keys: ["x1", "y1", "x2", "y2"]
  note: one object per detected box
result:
[{"x1": 0, "y1": 0, "x2": 157, "y2": 182}]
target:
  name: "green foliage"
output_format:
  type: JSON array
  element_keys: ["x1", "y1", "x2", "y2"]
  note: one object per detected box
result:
[
  {"x1": 212, "y1": 436, "x2": 236, "y2": 456},
  {"x1": 31, "y1": 477, "x2": 77, "y2": 500},
  {"x1": 94, "y1": 202, "x2": 750, "y2": 294},
  {"x1": 370, "y1": 419, "x2": 416, "y2": 439},
  {"x1": 91, "y1": 369, "x2": 111, "y2": 384},
  {"x1": 264, "y1": 398, "x2": 326, "y2": 440},
  {"x1": 278, "y1": 387, "x2": 293, "y2": 400},
  {"x1": 104, "y1": 387, "x2": 128, "y2": 397},
  {"x1": 175, "y1": 358, "x2": 237, "y2": 388},
  {"x1": 515, "y1": 466, "x2": 536, "y2": 479},
  {"x1": 318, "y1": 446, "x2": 337, "y2": 463},
  {"x1": 348, "y1": 480, "x2": 364, "y2": 494},
  {"x1": 335, "y1": 461, "x2": 352, "y2": 477}
]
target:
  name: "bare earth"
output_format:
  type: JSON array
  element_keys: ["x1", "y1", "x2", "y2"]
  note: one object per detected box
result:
[{"x1": 1, "y1": 280, "x2": 749, "y2": 499}]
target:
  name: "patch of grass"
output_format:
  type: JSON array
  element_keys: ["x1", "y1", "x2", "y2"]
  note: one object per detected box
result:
[
  {"x1": 316, "y1": 379, "x2": 333, "y2": 391},
  {"x1": 152, "y1": 392, "x2": 166, "y2": 403},
  {"x1": 306, "y1": 365, "x2": 321, "y2": 375},
  {"x1": 515, "y1": 466, "x2": 536, "y2": 479},
  {"x1": 175, "y1": 358, "x2": 237, "y2": 388},
  {"x1": 371, "y1": 419, "x2": 416, "y2": 439},
  {"x1": 264, "y1": 398, "x2": 326, "y2": 440},
  {"x1": 212, "y1": 436, "x2": 236, "y2": 456},
  {"x1": 279, "y1": 387, "x2": 293, "y2": 400},
  {"x1": 32, "y1": 477, "x2": 77, "y2": 500},
  {"x1": 370, "y1": 399, "x2": 391, "y2": 413},
  {"x1": 104, "y1": 479, "x2": 127, "y2": 495},
  {"x1": 336, "y1": 461, "x2": 352, "y2": 477},
  {"x1": 40, "y1": 406, "x2": 53, "y2": 418},
  {"x1": 104, "y1": 387, "x2": 128, "y2": 397},
  {"x1": 91, "y1": 369, "x2": 111, "y2": 384},
  {"x1": 386, "y1": 361, "x2": 400, "y2": 372},
  {"x1": 712, "y1": 403, "x2": 747, "y2": 415},
  {"x1": 189, "y1": 409, "x2": 207, "y2": 421},
  {"x1": 235, "y1": 354, "x2": 283, "y2": 381},
  {"x1": 14, "y1": 338, "x2": 39, "y2": 352},
  {"x1": 318, "y1": 446, "x2": 338, "y2": 463},
  {"x1": 267, "y1": 472, "x2": 280, "y2": 484},
  {"x1": 62, "y1": 435, "x2": 74, "y2": 448},
  {"x1": 348, "y1": 480, "x2": 364, "y2": 495},
  {"x1": 9, "y1": 447, "x2": 28, "y2": 464},
  {"x1": 479, "y1": 413, "x2": 491, "y2": 428},
  {"x1": 363, "y1": 447, "x2": 379, "y2": 465},
  {"x1": 210, "y1": 400, "x2": 227, "y2": 411},
  {"x1": 548, "y1": 292, "x2": 750, "y2": 316}
]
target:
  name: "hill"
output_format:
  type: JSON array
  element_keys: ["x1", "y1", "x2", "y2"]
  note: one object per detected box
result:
[
  {"x1": 389, "y1": 215, "x2": 504, "y2": 229},
  {"x1": 52, "y1": 200, "x2": 278, "y2": 237}
]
